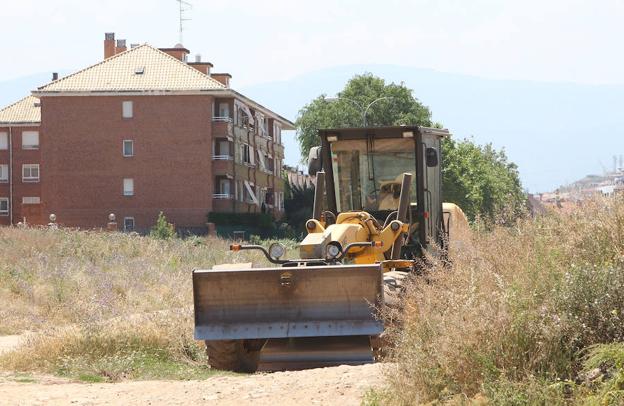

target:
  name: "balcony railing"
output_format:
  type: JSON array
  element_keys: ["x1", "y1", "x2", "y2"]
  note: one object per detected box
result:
[
  {"x1": 213, "y1": 155, "x2": 233, "y2": 160},
  {"x1": 212, "y1": 116, "x2": 233, "y2": 122},
  {"x1": 213, "y1": 193, "x2": 233, "y2": 199}
]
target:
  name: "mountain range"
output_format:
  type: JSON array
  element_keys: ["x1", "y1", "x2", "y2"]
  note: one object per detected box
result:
[{"x1": 2, "y1": 66, "x2": 623, "y2": 192}]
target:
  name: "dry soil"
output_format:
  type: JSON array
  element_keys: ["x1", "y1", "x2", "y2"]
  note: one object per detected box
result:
[{"x1": 0, "y1": 334, "x2": 384, "y2": 406}]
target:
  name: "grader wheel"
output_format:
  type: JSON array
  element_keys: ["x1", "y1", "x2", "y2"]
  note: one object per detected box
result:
[{"x1": 205, "y1": 340, "x2": 262, "y2": 373}]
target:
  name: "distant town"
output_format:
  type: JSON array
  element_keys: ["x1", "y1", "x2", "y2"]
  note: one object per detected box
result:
[{"x1": 531, "y1": 154, "x2": 624, "y2": 212}]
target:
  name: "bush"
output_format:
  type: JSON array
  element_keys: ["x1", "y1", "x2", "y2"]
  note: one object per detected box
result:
[
  {"x1": 384, "y1": 196, "x2": 624, "y2": 404},
  {"x1": 149, "y1": 212, "x2": 176, "y2": 240},
  {"x1": 283, "y1": 182, "x2": 315, "y2": 237}
]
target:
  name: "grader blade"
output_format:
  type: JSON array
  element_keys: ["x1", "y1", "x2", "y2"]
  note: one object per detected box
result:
[
  {"x1": 257, "y1": 335, "x2": 374, "y2": 371},
  {"x1": 193, "y1": 264, "x2": 384, "y2": 340}
]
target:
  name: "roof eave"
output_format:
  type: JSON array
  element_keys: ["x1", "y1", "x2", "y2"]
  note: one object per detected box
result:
[
  {"x1": 32, "y1": 88, "x2": 296, "y2": 129},
  {"x1": 0, "y1": 121, "x2": 41, "y2": 127},
  {"x1": 224, "y1": 89, "x2": 295, "y2": 129}
]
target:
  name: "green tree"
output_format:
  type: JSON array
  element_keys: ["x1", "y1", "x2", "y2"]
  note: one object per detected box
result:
[
  {"x1": 150, "y1": 212, "x2": 176, "y2": 239},
  {"x1": 442, "y1": 138, "x2": 526, "y2": 222},
  {"x1": 295, "y1": 73, "x2": 526, "y2": 222},
  {"x1": 295, "y1": 73, "x2": 433, "y2": 158},
  {"x1": 283, "y1": 181, "x2": 316, "y2": 236}
]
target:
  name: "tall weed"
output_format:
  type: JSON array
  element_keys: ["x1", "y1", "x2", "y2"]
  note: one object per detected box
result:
[
  {"x1": 0, "y1": 228, "x2": 275, "y2": 379},
  {"x1": 386, "y1": 196, "x2": 624, "y2": 404}
]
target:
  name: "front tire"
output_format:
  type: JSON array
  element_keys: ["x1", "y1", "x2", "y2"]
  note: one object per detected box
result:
[{"x1": 205, "y1": 340, "x2": 262, "y2": 373}]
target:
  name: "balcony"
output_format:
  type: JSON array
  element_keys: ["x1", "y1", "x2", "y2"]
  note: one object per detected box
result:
[
  {"x1": 273, "y1": 143, "x2": 285, "y2": 157},
  {"x1": 213, "y1": 159, "x2": 234, "y2": 176},
  {"x1": 213, "y1": 193, "x2": 233, "y2": 199},
  {"x1": 212, "y1": 155, "x2": 233, "y2": 161},
  {"x1": 212, "y1": 120, "x2": 233, "y2": 138}
]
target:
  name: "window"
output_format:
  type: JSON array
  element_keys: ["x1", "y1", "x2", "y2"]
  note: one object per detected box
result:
[
  {"x1": 123, "y1": 140, "x2": 134, "y2": 157},
  {"x1": 275, "y1": 160, "x2": 282, "y2": 177},
  {"x1": 22, "y1": 197, "x2": 40, "y2": 204},
  {"x1": 0, "y1": 198, "x2": 8, "y2": 215},
  {"x1": 257, "y1": 114, "x2": 267, "y2": 137},
  {"x1": 275, "y1": 123, "x2": 282, "y2": 144},
  {"x1": 218, "y1": 102, "x2": 230, "y2": 119},
  {"x1": 122, "y1": 101, "x2": 133, "y2": 118},
  {"x1": 124, "y1": 217, "x2": 135, "y2": 231},
  {"x1": 22, "y1": 131, "x2": 39, "y2": 149},
  {"x1": 0, "y1": 133, "x2": 7, "y2": 150},
  {"x1": 218, "y1": 178, "x2": 231, "y2": 196},
  {"x1": 123, "y1": 178, "x2": 134, "y2": 196},
  {"x1": 0, "y1": 165, "x2": 7, "y2": 183},
  {"x1": 214, "y1": 139, "x2": 230, "y2": 159},
  {"x1": 257, "y1": 150, "x2": 267, "y2": 171},
  {"x1": 242, "y1": 144, "x2": 252, "y2": 165},
  {"x1": 22, "y1": 164, "x2": 39, "y2": 182},
  {"x1": 268, "y1": 156, "x2": 274, "y2": 173},
  {"x1": 237, "y1": 180, "x2": 244, "y2": 202}
]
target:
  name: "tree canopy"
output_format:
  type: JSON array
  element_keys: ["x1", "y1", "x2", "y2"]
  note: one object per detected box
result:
[
  {"x1": 295, "y1": 74, "x2": 433, "y2": 159},
  {"x1": 293, "y1": 73, "x2": 526, "y2": 222},
  {"x1": 442, "y1": 138, "x2": 526, "y2": 222}
]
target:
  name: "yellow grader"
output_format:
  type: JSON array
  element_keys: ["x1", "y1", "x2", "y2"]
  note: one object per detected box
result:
[{"x1": 192, "y1": 126, "x2": 467, "y2": 372}]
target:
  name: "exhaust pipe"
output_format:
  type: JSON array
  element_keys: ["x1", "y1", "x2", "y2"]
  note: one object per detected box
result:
[
  {"x1": 391, "y1": 172, "x2": 412, "y2": 259},
  {"x1": 312, "y1": 171, "x2": 325, "y2": 220}
]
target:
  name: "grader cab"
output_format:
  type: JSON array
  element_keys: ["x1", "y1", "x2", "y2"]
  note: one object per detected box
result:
[{"x1": 192, "y1": 126, "x2": 466, "y2": 372}]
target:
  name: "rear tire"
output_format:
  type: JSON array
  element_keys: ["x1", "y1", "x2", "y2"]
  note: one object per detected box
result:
[{"x1": 205, "y1": 340, "x2": 262, "y2": 373}]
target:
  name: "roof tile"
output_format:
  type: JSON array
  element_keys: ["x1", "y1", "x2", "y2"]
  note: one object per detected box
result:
[
  {"x1": 37, "y1": 45, "x2": 226, "y2": 93},
  {"x1": 0, "y1": 95, "x2": 41, "y2": 125}
]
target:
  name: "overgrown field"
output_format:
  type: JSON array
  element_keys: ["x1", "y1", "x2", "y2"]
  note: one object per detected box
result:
[
  {"x1": 0, "y1": 229, "x2": 284, "y2": 381},
  {"x1": 382, "y1": 197, "x2": 624, "y2": 405}
]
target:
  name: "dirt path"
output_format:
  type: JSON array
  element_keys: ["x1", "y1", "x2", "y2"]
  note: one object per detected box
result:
[{"x1": 0, "y1": 363, "x2": 384, "y2": 405}]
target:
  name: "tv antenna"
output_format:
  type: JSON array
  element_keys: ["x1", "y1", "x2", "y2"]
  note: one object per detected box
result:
[{"x1": 177, "y1": 0, "x2": 192, "y2": 44}]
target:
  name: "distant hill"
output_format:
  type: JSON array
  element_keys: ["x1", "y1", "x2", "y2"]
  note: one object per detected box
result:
[
  {"x1": 0, "y1": 72, "x2": 61, "y2": 106},
  {"x1": 3, "y1": 66, "x2": 623, "y2": 192},
  {"x1": 240, "y1": 65, "x2": 624, "y2": 192}
]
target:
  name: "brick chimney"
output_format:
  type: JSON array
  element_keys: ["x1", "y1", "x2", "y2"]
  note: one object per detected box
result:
[
  {"x1": 211, "y1": 73, "x2": 232, "y2": 87},
  {"x1": 104, "y1": 32, "x2": 116, "y2": 59},
  {"x1": 188, "y1": 55, "x2": 213, "y2": 75},
  {"x1": 159, "y1": 43, "x2": 190, "y2": 61},
  {"x1": 115, "y1": 39, "x2": 127, "y2": 54}
]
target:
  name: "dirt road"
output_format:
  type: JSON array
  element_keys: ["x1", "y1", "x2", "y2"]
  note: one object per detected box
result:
[{"x1": 0, "y1": 363, "x2": 383, "y2": 406}]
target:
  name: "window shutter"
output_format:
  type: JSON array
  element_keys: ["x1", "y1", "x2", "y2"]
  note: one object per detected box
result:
[
  {"x1": 0, "y1": 133, "x2": 8, "y2": 150},
  {"x1": 22, "y1": 131, "x2": 39, "y2": 149},
  {"x1": 0, "y1": 165, "x2": 7, "y2": 182},
  {"x1": 122, "y1": 101, "x2": 133, "y2": 118}
]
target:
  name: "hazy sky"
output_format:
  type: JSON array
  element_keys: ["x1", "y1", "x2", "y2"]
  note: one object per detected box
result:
[{"x1": 2, "y1": 0, "x2": 624, "y2": 87}]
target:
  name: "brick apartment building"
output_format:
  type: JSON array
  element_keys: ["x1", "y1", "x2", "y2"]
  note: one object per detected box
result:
[{"x1": 0, "y1": 33, "x2": 294, "y2": 232}]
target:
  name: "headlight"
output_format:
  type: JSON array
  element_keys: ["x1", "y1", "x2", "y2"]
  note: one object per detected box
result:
[
  {"x1": 326, "y1": 242, "x2": 342, "y2": 260},
  {"x1": 268, "y1": 242, "x2": 286, "y2": 260}
]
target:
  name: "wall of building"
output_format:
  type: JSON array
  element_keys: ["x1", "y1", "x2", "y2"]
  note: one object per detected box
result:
[
  {"x1": 0, "y1": 125, "x2": 43, "y2": 226},
  {"x1": 40, "y1": 95, "x2": 214, "y2": 232},
  {"x1": 210, "y1": 100, "x2": 285, "y2": 219}
]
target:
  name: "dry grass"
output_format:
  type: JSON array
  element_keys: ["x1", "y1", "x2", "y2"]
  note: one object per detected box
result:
[
  {"x1": 0, "y1": 228, "x2": 273, "y2": 380},
  {"x1": 385, "y1": 197, "x2": 624, "y2": 405}
]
